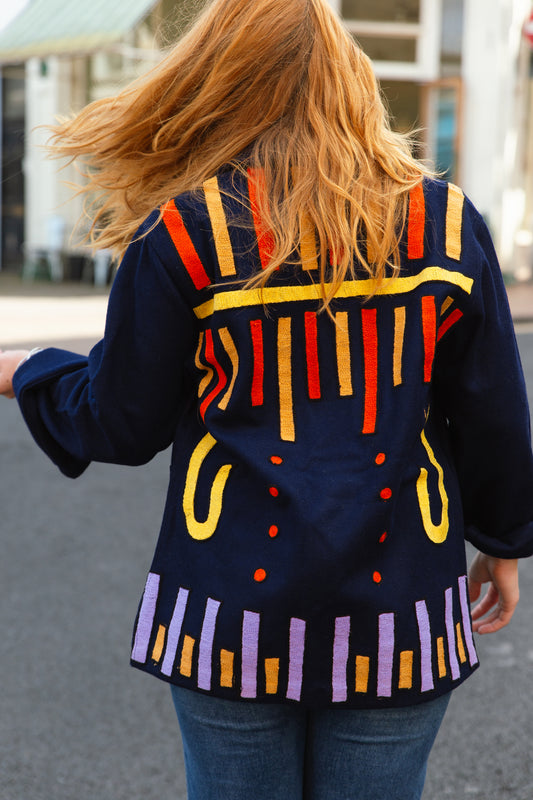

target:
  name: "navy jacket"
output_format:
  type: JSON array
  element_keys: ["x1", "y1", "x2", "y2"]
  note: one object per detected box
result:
[{"x1": 14, "y1": 170, "x2": 533, "y2": 708}]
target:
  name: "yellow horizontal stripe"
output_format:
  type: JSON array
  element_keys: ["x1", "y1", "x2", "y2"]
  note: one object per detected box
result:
[{"x1": 193, "y1": 267, "x2": 474, "y2": 319}]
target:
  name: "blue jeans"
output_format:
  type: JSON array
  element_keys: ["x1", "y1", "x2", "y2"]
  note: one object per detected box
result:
[{"x1": 170, "y1": 686, "x2": 450, "y2": 800}]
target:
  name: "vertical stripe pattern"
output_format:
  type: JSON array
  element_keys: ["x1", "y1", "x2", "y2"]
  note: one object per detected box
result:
[
  {"x1": 416, "y1": 600, "x2": 435, "y2": 692},
  {"x1": 203, "y1": 176, "x2": 236, "y2": 276},
  {"x1": 278, "y1": 317, "x2": 295, "y2": 441},
  {"x1": 421, "y1": 296, "x2": 437, "y2": 383},
  {"x1": 377, "y1": 613, "x2": 395, "y2": 697},
  {"x1": 286, "y1": 617, "x2": 306, "y2": 701},
  {"x1": 161, "y1": 587, "x2": 190, "y2": 676},
  {"x1": 335, "y1": 312, "x2": 353, "y2": 396},
  {"x1": 408, "y1": 183, "x2": 426, "y2": 260},
  {"x1": 332, "y1": 616, "x2": 351, "y2": 702},
  {"x1": 250, "y1": 319, "x2": 264, "y2": 406},
  {"x1": 131, "y1": 572, "x2": 160, "y2": 664},
  {"x1": 304, "y1": 312, "x2": 321, "y2": 399},
  {"x1": 198, "y1": 598, "x2": 221, "y2": 691},
  {"x1": 241, "y1": 611, "x2": 260, "y2": 698},
  {"x1": 446, "y1": 184, "x2": 464, "y2": 261},
  {"x1": 361, "y1": 309, "x2": 378, "y2": 434},
  {"x1": 161, "y1": 200, "x2": 211, "y2": 290}
]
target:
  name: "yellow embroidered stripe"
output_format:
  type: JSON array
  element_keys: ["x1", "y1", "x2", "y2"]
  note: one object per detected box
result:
[
  {"x1": 180, "y1": 635, "x2": 195, "y2": 677},
  {"x1": 393, "y1": 306, "x2": 406, "y2": 387},
  {"x1": 218, "y1": 327, "x2": 239, "y2": 411},
  {"x1": 265, "y1": 658, "x2": 280, "y2": 694},
  {"x1": 299, "y1": 211, "x2": 319, "y2": 271},
  {"x1": 193, "y1": 267, "x2": 474, "y2": 319},
  {"x1": 437, "y1": 637, "x2": 447, "y2": 678},
  {"x1": 398, "y1": 650, "x2": 413, "y2": 689},
  {"x1": 151, "y1": 624, "x2": 166, "y2": 663},
  {"x1": 220, "y1": 649, "x2": 234, "y2": 688},
  {"x1": 456, "y1": 623, "x2": 467, "y2": 664},
  {"x1": 335, "y1": 311, "x2": 353, "y2": 396},
  {"x1": 203, "y1": 176, "x2": 237, "y2": 277},
  {"x1": 278, "y1": 317, "x2": 295, "y2": 441},
  {"x1": 446, "y1": 184, "x2": 464, "y2": 261},
  {"x1": 355, "y1": 655, "x2": 370, "y2": 693}
]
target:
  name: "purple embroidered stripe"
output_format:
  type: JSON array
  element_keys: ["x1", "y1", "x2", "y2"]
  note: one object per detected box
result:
[
  {"x1": 458, "y1": 576, "x2": 479, "y2": 666},
  {"x1": 241, "y1": 611, "x2": 260, "y2": 698},
  {"x1": 131, "y1": 572, "x2": 160, "y2": 664},
  {"x1": 445, "y1": 587, "x2": 461, "y2": 680},
  {"x1": 198, "y1": 597, "x2": 221, "y2": 691},
  {"x1": 161, "y1": 587, "x2": 190, "y2": 676},
  {"x1": 332, "y1": 616, "x2": 350, "y2": 702},
  {"x1": 286, "y1": 617, "x2": 306, "y2": 701},
  {"x1": 377, "y1": 613, "x2": 395, "y2": 697},
  {"x1": 416, "y1": 600, "x2": 435, "y2": 692}
]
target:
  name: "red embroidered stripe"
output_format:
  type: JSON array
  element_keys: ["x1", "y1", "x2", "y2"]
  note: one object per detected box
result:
[
  {"x1": 408, "y1": 183, "x2": 425, "y2": 260},
  {"x1": 421, "y1": 296, "x2": 437, "y2": 382},
  {"x1": 199, "y1": 329, "x2": 228, "y2": 420},
  {"x1": 361, "y1": 308, "x2": 378, "y2": 434},
  {"x1": 304, "y1": 312, "x2": 321, "y2": 400},
  {"x1": 161, "y1": 200, "x2": 211, "y2": 290},
  {"x1": 247, "y1": 168, "x2": 275, "y2": 270},
  {"x1": 437, "y1": 308, "x2": 463, "y2": 341},
  {"x1": 250, "y1": 319, "x2": 264, "y2": 406}
]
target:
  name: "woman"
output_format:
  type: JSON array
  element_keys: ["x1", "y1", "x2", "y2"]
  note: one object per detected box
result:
[{"x1": 1, "y1": 1, "x2": 531, "y2": 798}]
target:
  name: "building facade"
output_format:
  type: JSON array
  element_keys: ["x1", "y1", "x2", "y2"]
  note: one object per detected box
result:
[{"x1": 0, "y1": 0, "x2": 532, "y2": 275}]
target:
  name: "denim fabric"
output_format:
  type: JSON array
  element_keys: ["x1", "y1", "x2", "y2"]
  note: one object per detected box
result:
[{"x1": 171, "y1": 686, "x2": 450, "y2": 800}]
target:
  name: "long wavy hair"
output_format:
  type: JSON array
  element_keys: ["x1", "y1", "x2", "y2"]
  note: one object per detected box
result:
[{"x1": 48, "y1": 0, "x2": 428, "y2": 309}]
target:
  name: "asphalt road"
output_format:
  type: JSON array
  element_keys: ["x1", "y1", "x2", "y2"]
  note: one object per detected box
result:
[{"x1": 2, "y1": 333, "x2": 533, "y2": 800}]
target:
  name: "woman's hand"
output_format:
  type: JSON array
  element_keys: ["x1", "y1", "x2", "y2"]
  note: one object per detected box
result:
[
  {"x1": 468, "y1": 552, "x2": 519, "y2": 634},
  {"x1": 0, "y1": 349, "x2": 30, "y2": 398}
]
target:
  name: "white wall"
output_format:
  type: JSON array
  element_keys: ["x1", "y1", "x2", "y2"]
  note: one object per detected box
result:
[
  {"x1": 24, "y1": 57, "x2": 85, "y2": 256},
  {"x1": 461, "y1": 0, "x2": 531, "y2": 268}
]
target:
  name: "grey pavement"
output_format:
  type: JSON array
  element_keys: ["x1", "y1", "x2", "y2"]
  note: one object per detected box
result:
[{"x1": 1, "y1": 273, "x2": 533, "y2": 799}]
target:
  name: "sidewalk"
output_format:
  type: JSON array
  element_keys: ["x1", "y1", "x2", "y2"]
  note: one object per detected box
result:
[{"x1": 1, "y1": 272, "x2": 533, "y2": 354}]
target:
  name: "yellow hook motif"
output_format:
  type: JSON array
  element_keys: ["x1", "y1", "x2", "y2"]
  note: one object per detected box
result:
[
  {"x1": 416, "y1": 429, "x2": 449, "y2": 544},
  {"x1": 183, "y1": 433, "x2": 232, "y2": 540}
]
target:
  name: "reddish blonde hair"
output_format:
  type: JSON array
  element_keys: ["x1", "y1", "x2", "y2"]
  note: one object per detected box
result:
[{"x1": 48, "y1": 0, "x2": 427, "y2": 309}]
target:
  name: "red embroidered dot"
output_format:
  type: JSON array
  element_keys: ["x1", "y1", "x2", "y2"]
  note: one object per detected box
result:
[
  {"x1": 379, "y1": 532, "x2": 388, "y2": 543},
  {"x1": 375, "y1": 453, "x2": 386, "y2": 465},
  {"x1": 269, "y1": 487, "x2": 279, "y2": 497},
  {"x1": 254, "y1": 568, "x2": 267, "y2": 582},
  {"x1": 373, "y1": 571, "x2": 382, "y2": 584},
  {"x1": 380, "y1": 488, "x2": 392, "y2": 500},
  {"x1": 269, "y1": 525, "x2": 279, "y2": 538},
  {"x1": 271, "y1": 456, "x2": 283, "y2": 465}
]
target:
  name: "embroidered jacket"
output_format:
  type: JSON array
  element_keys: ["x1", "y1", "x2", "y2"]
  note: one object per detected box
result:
[{"x1": 13, "y1": 171, "x2": 533, "y2": 709}]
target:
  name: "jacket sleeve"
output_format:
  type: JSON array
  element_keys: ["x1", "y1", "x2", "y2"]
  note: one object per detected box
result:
[
  {"x1": 436, "y1": 211, "x2": 533, "y2": 559},
  {"x1": 13, "y1": 222, "x2": 198, "y2": 478}
]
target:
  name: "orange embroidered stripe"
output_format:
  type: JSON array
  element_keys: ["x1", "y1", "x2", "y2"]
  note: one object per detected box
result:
[
  {"x1": 220, "y1": 649, "x2": 234, "y2": 688},
  {"x1": 218, "y1": 327, "x2": 239, "y2": 411},
  {"x1": 161, "y1": 199, "x2": 211, "y2": 290},
  {"x1": 199, "y1": 329, "x2": 228, "y2": 421},
  {"x1": 393, "y1": 306, "x2": 406, "y2": 387},
  {"x1": 151, "y1": 624, "x2": 166, "y2": 663},
  {"x1": 408, "y1": 183, "x2": 426, "y2": 260},
  {"x1": 247, "y1": 168, "x2": 275, "y2": 270},
  {"x1": 335, "y1": 311, "x2": 353, "y2": 396},
  {"x1": 304, "y1": 312, "x2": 321, "y2": 400},
  {"x1": 278, "y1": 317, "x2": 295, "y2": 441},
  {"x1": 203, "y1": 176, "x2": 236, "y2": 277},
  {"x1": 421, "y1": 296, "x2": 437, "y2": 383},
  {"x1": 355, "y1": 655, "x2": 370, "y2": 693},
  {"x1": 300, "y1": 211, "x2": 319, "y2": 270},
  {"x1": 195, "y1": 332, "x2": 214, "y2": 397},
  {"x1": 446, "y1": 183, "x2": 464, "y2": 261},
  {"x1": 437, "y1": 308, "x2": 463, "y2": 341},
  {"x1": 265, "y1": 658, "x2": 280, "y2": 694},
  {"x1": 399, "y1": 650, "x2": 413, "y2": 689},
  {"x1": 361, "y1": 309, "x2": 378, "y2": 434},
  {"x1": 180, "y1": 635, "x2": 195, "y2": 678},
  {"x1": 250, "y1": 319, "x2": 264, "y2": 406}
]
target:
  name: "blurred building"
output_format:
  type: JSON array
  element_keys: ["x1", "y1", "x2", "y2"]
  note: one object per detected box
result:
[{"x1": 0, "y1": 0, "x2": 532, "y2": 276}]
